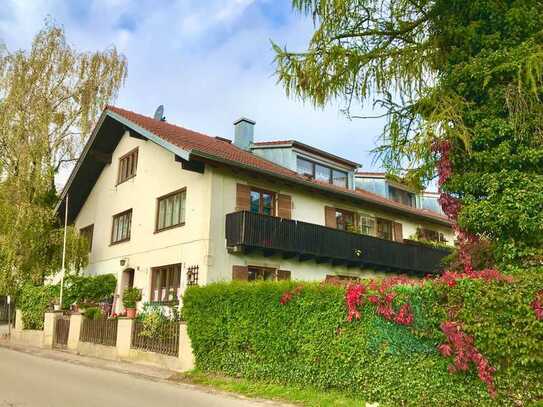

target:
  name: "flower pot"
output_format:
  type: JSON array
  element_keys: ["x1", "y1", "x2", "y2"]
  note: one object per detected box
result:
[{"x1": 126, "y1": 308, "x2": 137, "y2": 319}]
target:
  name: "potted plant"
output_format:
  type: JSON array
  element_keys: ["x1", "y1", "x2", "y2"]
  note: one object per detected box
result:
[
  {"x1": 122, "y1": 288, "x2": 141, "y2": 318},
  {"x1": 51, "y1": 298, "x2": 61, "y2": 311}
]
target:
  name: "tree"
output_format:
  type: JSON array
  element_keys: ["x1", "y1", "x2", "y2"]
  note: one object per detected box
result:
[
  {"x1": 0, "y1": 21, "x2": 127, "y2": 294},
  {"x1": 274, "y1": 0, "x2": 543, "y2": 267}
]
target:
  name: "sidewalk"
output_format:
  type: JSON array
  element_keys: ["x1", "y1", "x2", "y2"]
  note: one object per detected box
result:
[
  {"x1": 0, "y1": 340, "x2": 291, "y2": 406},
  {"x1": 0, "y1": 340, "x2": 176, "y2": 381}
]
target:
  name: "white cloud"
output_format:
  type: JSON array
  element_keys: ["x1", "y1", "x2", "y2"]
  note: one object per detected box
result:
[{"x1": 0, "y1": 0, "x2": 387, "y2": 176}]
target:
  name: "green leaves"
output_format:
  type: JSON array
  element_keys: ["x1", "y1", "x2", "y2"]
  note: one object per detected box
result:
[
  {"x1": 183, "y1": 273, "x2": 543, "y2": 405},
  {"x1": 274, "y1": 1, "x2": 543, "y2": 264},
  {"x1": 0, "y1": 20, "x2": 126, "y2": 293}
]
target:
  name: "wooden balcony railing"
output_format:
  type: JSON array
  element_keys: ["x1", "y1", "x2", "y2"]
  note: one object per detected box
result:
[{"x1": 225, "y1": 211, "x2": 451, "y2": 276}]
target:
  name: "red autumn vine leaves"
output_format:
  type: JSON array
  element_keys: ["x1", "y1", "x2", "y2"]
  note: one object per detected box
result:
[
  {"x1": 532, "y1": 290, "x2": 543, "y2": 321},
  {"x1": 345, "y1": 278, "x2": 415, "y2": 325},
  {"x1": 439, "y1": 321, "x2": 497, "y2": 397}
]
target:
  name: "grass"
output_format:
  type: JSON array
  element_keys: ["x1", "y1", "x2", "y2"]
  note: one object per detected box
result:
[{"x1": 170, "y1": 370, "x2": 368, "y2": 407}]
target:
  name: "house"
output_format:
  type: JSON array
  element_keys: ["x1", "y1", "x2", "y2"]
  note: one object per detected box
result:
[{"x1": 56, "y1": 106, "x2": 454, "y2": 310}]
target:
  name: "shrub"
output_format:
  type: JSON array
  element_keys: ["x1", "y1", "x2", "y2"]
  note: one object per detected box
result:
[
  {"x1": 62, "y1": 274, "x2": 117, "y2": 308},
  {"x1": 83, "y1": 306, "x2": 103, "y2": 320},
  {"x1": 122, "y1": 287, "x2": 141, "y2": 309},
  {"x1": 183, "y1": 275, "x2": 543, "y2": 406},
  {"x1": 137, "y1": 303, "x2": 179, "y2": 339},
  {"x1": 18, "y1": 283, "x2": 59, "y2": 330}
]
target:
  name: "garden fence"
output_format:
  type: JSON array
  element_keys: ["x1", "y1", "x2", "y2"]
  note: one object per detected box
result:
[
  {"x1": 80, "y1": 318, "x2": 118, "y2": 347},
  {"x1": 131, "y1": 320, "x2": 180, "y2": 357}
]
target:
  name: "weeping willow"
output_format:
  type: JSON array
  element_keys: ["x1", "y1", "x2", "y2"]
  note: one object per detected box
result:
[{"x1": 0, "y1": 21, "x2": 127, "y2": 293}]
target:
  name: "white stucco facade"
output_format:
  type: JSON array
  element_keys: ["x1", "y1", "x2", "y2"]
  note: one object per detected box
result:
[
  {"x1": 74, "y1": 131, "x2": 454, "y2": 309},
  {"x1": 74, "y1": 132, "x2": 213, "y2": 310}
]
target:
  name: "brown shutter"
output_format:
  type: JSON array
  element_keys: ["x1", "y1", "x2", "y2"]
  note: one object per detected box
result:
[
  {"x1": 393, "y1": 222, "x2": 404, "y2": 243},
  {"x1": 325, "y1": 206, "x2": 337, "y2": 228},
  {"x1": 236, "y1": 184, "x2": 251, "y2": 211},
  {"x1": 232, "y1": 265, "x2": 249, "y2": 281},
  {"x1": 276, "y1": 270, "x2": 291, "y2": 281},
  {"x1": 277, "y1": 194, "x2": 292, "y2": 219}
]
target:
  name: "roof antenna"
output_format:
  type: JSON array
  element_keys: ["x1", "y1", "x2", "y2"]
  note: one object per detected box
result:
[{"x1": 153, "y1": 105, "x2": 165, "y2": 121}]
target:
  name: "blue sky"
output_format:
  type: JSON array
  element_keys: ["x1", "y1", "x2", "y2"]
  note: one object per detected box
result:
[{"x1": 0, "y1": 0, "x2": 386, "y2": 171}]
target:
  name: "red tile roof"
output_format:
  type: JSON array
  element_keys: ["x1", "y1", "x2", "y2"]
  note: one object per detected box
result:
[
  {"x1": 107, "y1": 106, "x2": 298, "y2": 179},
  {"x1": 106, "y1": 106, "x2": 450, "y2": 225}
]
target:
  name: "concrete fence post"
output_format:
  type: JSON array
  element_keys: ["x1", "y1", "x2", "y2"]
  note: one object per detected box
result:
[
  {"x1": 43, "y1": 311, "x2": 61, "y2": 348},
  {"x1": 67, "y1": 313, "x2": 83, "y2": 351},
  {"x1": 14, "y1": 309, "x2": 24, "y2": 331},
  {"x1": 178, "y1": 322, "x2": 195, "y2": 371},
  {"x1": 116, "y1": 317, "x2": 134, "y2": 359}
]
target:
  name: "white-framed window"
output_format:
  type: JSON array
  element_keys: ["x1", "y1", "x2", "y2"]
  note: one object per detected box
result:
[
  {"x1": 358, "y1": 214, "x2": 376, "y2": 236},
  {"x1": 156, "y1": 188, "x2": 186, "y2": 232}
]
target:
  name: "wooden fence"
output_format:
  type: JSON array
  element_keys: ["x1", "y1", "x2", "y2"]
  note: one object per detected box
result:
[
  {"x1": 80, "y1": 318, "x2": 118, "y2": 347},
  {"x1": 131, "y1": 320, "x2": 180, "y2": 357},
  {"x1": 53, "y1": 316, "x2": 70, "y2": 349}
]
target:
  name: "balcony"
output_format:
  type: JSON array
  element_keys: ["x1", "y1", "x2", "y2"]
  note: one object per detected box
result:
[{"x1": 225, "y1": 211, "x2": 451, "y2": 276}]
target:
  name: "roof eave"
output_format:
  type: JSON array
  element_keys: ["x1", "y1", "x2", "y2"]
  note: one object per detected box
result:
[
  {"x1": 190, "y1": 149, "x2": 451, "y2": 227},
  {"x1": 54, "y1": 110, "x2": 108, "y2": 214},
  {"x1": 54, "y1": 108, "x2": 192, "y2": 216}
]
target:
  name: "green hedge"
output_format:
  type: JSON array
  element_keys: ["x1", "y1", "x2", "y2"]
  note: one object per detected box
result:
[
  {"x1": 183, "y1": 274, "x2": 543, "y2": 406},
  {"x1": 18, "y1": 283, "x2": 59, "y2": 330}
]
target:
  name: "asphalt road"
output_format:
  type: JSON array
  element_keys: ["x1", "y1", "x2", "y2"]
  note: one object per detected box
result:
[{"x1": 0, "y1": 347, "x2": 275, "y2": 407}]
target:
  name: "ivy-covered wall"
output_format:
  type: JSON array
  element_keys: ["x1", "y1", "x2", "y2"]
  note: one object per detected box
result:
[{"x1": 183, "y1": 272, "x2": 542, "y2": 406}]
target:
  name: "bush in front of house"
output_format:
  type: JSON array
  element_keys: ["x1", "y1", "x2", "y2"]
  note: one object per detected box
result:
[
  {"x1": 18, "y1": 274, "x2": 117, "y2": 329},
  {"x1": 62, "y1": 274, "x2": 117, "y2": 309},
  {"x1": 183, "y1": 271, "x2": 543, "y2": 406},
  {"x1": 83, "y1": 306, "x2": 103, "y2": 320},
  {"x1": 137, "y1": 303, "x2": 180, "y2": 339},
  {"x1": 18, "y1": 283, "x2": 59, "y2": 330}
]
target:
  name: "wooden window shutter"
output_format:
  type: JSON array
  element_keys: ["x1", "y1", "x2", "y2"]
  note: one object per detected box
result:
[
  {"x1": 236, "y1": 184, "x2": 251, "y2": 211},
  {"x1": 324, "y1": 206, "x2": 337, "y2": 228},
  {"x1": 393, "y1": 222, "x2": 404, "y2": 243},
  {"x1": 276, "y1": 270, "x2": 291, "y2": 281},
  {"x1": 232, "y1": 265, "x2": 249, "y2": 281},
  {"x1": 277, "y1": 194, "x2": 292, "y2": 219}
]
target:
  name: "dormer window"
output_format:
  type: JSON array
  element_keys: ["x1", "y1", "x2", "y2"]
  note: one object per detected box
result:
[
  {"x1": 297, "y1": 157, "x2": 314, "y2": 178},
  {"x1": 117, "y1": 148, "x2": 138, "y2": 185},
  {"x1": 332, "y1": 169, "x2": 348, "y2": 188},
  {"x1": 296, "y1": 156, "x2": 348, "y2": 188},
  {"x1": 388, "y1": 185, "x2": 415, "y2": 207}
]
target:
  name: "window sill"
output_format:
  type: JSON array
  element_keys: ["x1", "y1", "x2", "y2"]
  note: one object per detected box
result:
[
  {"x1": 115, "y1": 175, "x2": 136, "y2": 187},
  {"x1": 154, "y1": 222, "x2": 185, "y2": 234},
  {"x1": 110, "y1": 238, "x2": 131, "y2": 246}
]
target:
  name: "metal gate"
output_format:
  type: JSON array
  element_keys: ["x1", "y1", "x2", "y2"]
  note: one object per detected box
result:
[
  {"x1": 0, "y1": 296, "x2": 14, "y2": 326},
  {"x1": 53, "y1": 315, "x2": 70, "y2": 349}
]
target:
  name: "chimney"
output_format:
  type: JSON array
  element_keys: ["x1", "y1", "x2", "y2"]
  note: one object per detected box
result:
[{"x1": 233, "y1": 117, "x2": 255, "y2": 150}]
